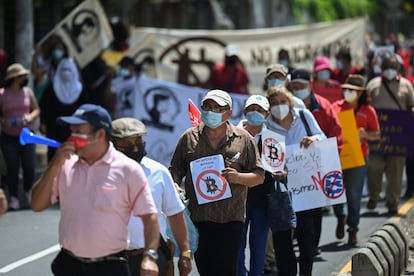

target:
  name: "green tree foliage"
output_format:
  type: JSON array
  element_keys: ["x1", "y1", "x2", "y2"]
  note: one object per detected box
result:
[{"x1": 292, "y1": 0, "x2": 378, "y2": 23}]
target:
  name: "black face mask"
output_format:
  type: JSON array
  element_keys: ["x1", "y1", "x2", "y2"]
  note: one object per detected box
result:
[
  {"x1": 124, "y1": 142, "x2": 147, "y2": 163},
  {"x1": 225, "y1": 56, "x2": 238, "y2": 66},
  {"x1": 20, "y1": 78, "x2": 28, "y2": 88}
]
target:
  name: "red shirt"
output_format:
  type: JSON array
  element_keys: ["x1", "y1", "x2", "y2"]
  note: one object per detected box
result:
[
  {"x1": 332, "y1": 99, "x2": 380, "y2": 157},
  {"x1": 331, "y1": 66, "x2": 362, "y2": 84},
  {"x1": 309, "y1": 93, "x2": 344, "y2": 153},
  {"x1": 312, "y1": 79, "x2": 342, "y2": 104},
  {"x1": 208, "y1": 63, "x2": 249, "y2": 94}
]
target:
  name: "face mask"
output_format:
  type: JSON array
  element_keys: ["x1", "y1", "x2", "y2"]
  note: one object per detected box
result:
[
  {"x1": 292, "y1": 88, "x2": 311, "y2": 100},
  {"x1": 67, "y1": 133, "x2": 90, "y2": 148},
  {"x1": 267, "y1": 79, "x2": 285, "y2": 89},
  {"x1": 316, "y1": 70, "x2": 330, "y2": 81},
  {"x1": 343, "y1": 89, "x2": 358, "y2": 103},
  {"x1": 124, "y1": 142, "x2": 147, "y2": 163},
  {"x1": 53, "y1": 49, "x2": 64, "y2": 60},
  {"x1": 201, "y1": 110, "x2": 223, "y2": 129},
  {"x1": 20, "y1": 78, "x2": 28, "y2": 88},
  {"x1": 279, "y1": 59, "x2": 289, "y2": 67},
  {"x1": 382, "y1": 69, "x2": 397, "y2": 80},
  {"x1": 60, "y1": 69, "x2": 73, "y2": 82},
  {"x1": 245, "y1": 111, "x2": 266, "y2": 126},
  {"x1": 270, "y1": 104, "x2": 290, "y2": 120},
  {"x1": 373, "y1": 64, "x2": 381, "y2": 75},
  {"x1": 336, "y1": 60, "x2": 343, "y2": 70},
  {"x1": 117, "y1": 68, "x2": 131, "y2": 78}
]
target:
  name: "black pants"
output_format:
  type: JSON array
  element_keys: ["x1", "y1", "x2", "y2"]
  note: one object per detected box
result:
[
  {"x1": 51, "y1": 249, "x2": 130, "y2": 276},
  {"x1": 272, "y1": 229, "x2": 297, "y2": 276},
  {"x1": 194, "y1": 221, "x2": 243, "y2": 276}
]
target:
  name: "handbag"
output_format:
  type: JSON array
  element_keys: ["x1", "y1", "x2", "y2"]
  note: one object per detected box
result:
[{"x1": 266, "y1": 178, "x2": 297, "y2": 232}]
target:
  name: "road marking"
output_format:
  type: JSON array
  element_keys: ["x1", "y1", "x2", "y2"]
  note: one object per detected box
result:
[
  {"x1": 0, "y1": 244, "x2": 60, "y2": 273},
  {"x1": 337, "y1": 197, "x2": 414, "y2": 274}
]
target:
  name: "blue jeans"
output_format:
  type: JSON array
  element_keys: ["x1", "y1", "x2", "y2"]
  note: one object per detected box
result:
[
  {"x1": 1, "y1": 133, "x2": 36, "y2": 197},
  {"x1": 237, "y1": 205, "x2": 269, "y2": 276},
  {"x1": 333, "y1": 157, "x2": 368, "y2": 230}
]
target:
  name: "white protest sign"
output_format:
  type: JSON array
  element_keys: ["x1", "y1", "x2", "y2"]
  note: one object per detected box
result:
[
  {"x1": 190, "y1": 154, "x2": 232, "y2": 205},
  {"x1": 286, "y1": 137, "x2": 346, "y2": 212},
  {"x1": 261, "y1": 129, "x2": 286, "y2": 172}
]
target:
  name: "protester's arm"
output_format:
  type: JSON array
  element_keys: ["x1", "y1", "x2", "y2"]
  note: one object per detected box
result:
[
  {"x1": 31, "y1": 143, "x2": 75, "y2": 211},
  {"x1": 140, "y1": 213, "x2": 160, "y2": 276},
  {"x1": 221, "y1": 168, "x2": 264, "y2": 187},
  {"x1": 0, "y1": 188, "x2": 7, "y2": 216},
  {"x1": 168, "y1": 212, "x2": 192, "y2": 275}
]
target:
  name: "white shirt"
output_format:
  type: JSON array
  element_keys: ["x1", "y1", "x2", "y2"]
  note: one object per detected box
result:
[{"x1": 128, "y1": 156, "x2": 185, "y2": 249}]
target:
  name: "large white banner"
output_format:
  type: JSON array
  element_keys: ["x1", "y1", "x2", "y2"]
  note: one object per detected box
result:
[
  {"x1": 286, "y1": 138, "x2": 346, "y2": 212},
  {"x1": 41, "y1": 0, "x2": 113, "y2": 68},
  {"x1": 128, "y1": 17, "x2": 367, "y2": 94},
  {"x1": 134, "y1": 75, "x2": 249, "y2": 166}
]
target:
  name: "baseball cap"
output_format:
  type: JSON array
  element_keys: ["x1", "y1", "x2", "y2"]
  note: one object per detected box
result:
[
  {"x1": 111, "y1": 118, "x2": 147, "y2": 140},
  {"x1": 265, "y1": 64, "x2": 288, "y2": 79},
  {"x1": 225, "y1": 44, "x2": 239, "y2": 57},
  {"x1": 202, "y1": 89, "x2": 232, "y2": 108},
  {"x1": 57, "y1": 104, "x2": 112, "y2": 132},
  {"x1": 244, "y1": 95, "x2": 270, "y2": 111},
  {"x1": 290, "y1": 69, "x2": 311, "y2": 83},
  {"x1": 341, "y1": 74, "x2": 365, "y2": 91},
  {"x1": 313, "y1": 56, "x2": 331, "y2": 72}
]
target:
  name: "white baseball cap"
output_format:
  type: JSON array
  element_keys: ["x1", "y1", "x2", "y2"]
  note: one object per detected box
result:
[{"x1": 244, "y1": 95, "x2": 269, "y2": 111}]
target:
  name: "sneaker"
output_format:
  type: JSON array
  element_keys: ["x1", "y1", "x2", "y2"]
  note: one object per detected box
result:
[
  {"x1": 336, "y1": 217, "x2": 346, "y2": 239},
  {"x1": 25, "y1": 190, "x2": 32, "y2": 206},
  {"x1": 366, "y1": 199, "x2": 377, "y2": 210},
  {"x1": 348, "y1": 229, "x2": 358, "y2": 245},
  {"x1": 9, "y1": 196, "x2": 20, "y2": 210}
]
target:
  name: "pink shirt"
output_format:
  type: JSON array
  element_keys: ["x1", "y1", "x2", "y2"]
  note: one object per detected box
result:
[
  {"x1": 0, "y1": 87, "x2": 34, "y2": 136},
  {"x1": 51, "y1": 143, "x2": 157, "y2": 258}
]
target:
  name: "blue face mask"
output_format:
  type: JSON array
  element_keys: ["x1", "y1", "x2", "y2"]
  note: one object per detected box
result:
[
  {"x1": 267, "y1": 79, "x2": 285, "y2": 89},
  {"x1": 53, "y1": 49, "x2": 64, "y2": 60},
  {"x1": 316, "y1": 70, "x2": 330, "y2": 81},
  {"x1": 117, "y1": 68, "x2": 131, "y2": 78},
  {"x1": 279, "y1": 59, "x2": 289, "y2": 67},
  {"x1": 336, "y1": 60, "x2": 343, "y2": 70},
  {"x1": 201, "y1": 110, "x2": 223, "y2": 129},
  {"x1": 245, "y1": 111, "x2": 266, "y2": 126},
  {"x1": 292, "y1": 88, "x2": 311, "y2": 100}
]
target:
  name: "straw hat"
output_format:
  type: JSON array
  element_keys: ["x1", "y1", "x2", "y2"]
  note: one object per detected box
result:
[
  {"x1": 5, "y1": 63, "x2": 30, "y2": 80},
  {"x1": 341, "y1": 74, "x2": 365, "y2": 90}
]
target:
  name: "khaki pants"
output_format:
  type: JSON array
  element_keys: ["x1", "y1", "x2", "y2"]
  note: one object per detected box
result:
[{"x1": 367, "y1": 154, "x2": 406, "y2": 210}]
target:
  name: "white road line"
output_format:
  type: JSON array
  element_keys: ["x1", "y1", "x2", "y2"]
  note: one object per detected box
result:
[{"x1": 0, "y1": 244, "x2": 60, "y2": 273}]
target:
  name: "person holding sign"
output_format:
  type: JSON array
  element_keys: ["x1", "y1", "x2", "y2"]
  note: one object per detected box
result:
[
  {"x1": 265, "y1": 86, "x2": 326, "y2": 276},
  {"x1": 366, "y1": 55, "x2": 414, "y2": 215},
  {"x1": 169, "y1": 89, "x2": 265, "y2": 276},
  {"x1": 331, "y1": 74, "x2": 380, "y2": 245},
  {"x1": 236, "y1": 95, "x2": 275, "y2": 276}
]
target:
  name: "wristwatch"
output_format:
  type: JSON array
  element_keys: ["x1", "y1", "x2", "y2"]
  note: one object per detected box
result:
[
  {"x1": 143, "y1": 249, "x2": 159, "y2": 261},
  {"x1": 180, "y1": 249, "x2": 193, "y2": 260}
]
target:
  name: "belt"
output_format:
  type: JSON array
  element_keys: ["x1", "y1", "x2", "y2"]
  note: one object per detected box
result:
[
  {"x1": 62, "y1": 248, "x2": 127, "y2": 263},
  {"x1": 126, "y1": 248, "x2": 145, "y2": 257}
]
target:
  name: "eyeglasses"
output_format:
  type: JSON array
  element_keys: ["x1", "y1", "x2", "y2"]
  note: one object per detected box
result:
[
  {"x1": 114, "y1": 137, "x2": 145, "y2": 152},
  {"x1": 200, "y1": 105, "x2": 230, "y2": 113}
]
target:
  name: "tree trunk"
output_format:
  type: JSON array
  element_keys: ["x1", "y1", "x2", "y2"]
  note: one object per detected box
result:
[{"x1": 15, "y1": 0, "x2": 33, "y2": 68}]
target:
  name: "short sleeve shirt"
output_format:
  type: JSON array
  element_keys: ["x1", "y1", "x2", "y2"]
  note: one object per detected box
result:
[
  {"x1": 51, "y1": 143, "x2": 157, "y2": 258},
  {"x1": 169, "y1": 122, "x2": 264, "y2": 223}
]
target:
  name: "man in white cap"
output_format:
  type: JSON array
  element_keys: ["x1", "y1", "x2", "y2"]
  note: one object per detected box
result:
[
  {"x1": 111, "y1": 117, "x2": 193, "y2": 276},
  {"x1": 169, "y1": 89, "x2": 264, "y2": 275},
  {"x1": 207, "y1": 44, "x2": 250, "y2": 94}
]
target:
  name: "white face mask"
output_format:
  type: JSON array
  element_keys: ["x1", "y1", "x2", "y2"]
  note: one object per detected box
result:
[
  {"x1": 343, "y1": 89, "x2": 358, "y2": 103},
  {"x1": 382, "y1": 69, "x2": 397, "y2": 80},
  {"x1": 270, "y1": 104, "x2": 290, "y2": 120}
]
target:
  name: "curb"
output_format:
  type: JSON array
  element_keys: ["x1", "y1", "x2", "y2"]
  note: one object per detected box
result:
[{"x1": 352, "y1": 219, "x2": 409, "y2": 276}]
